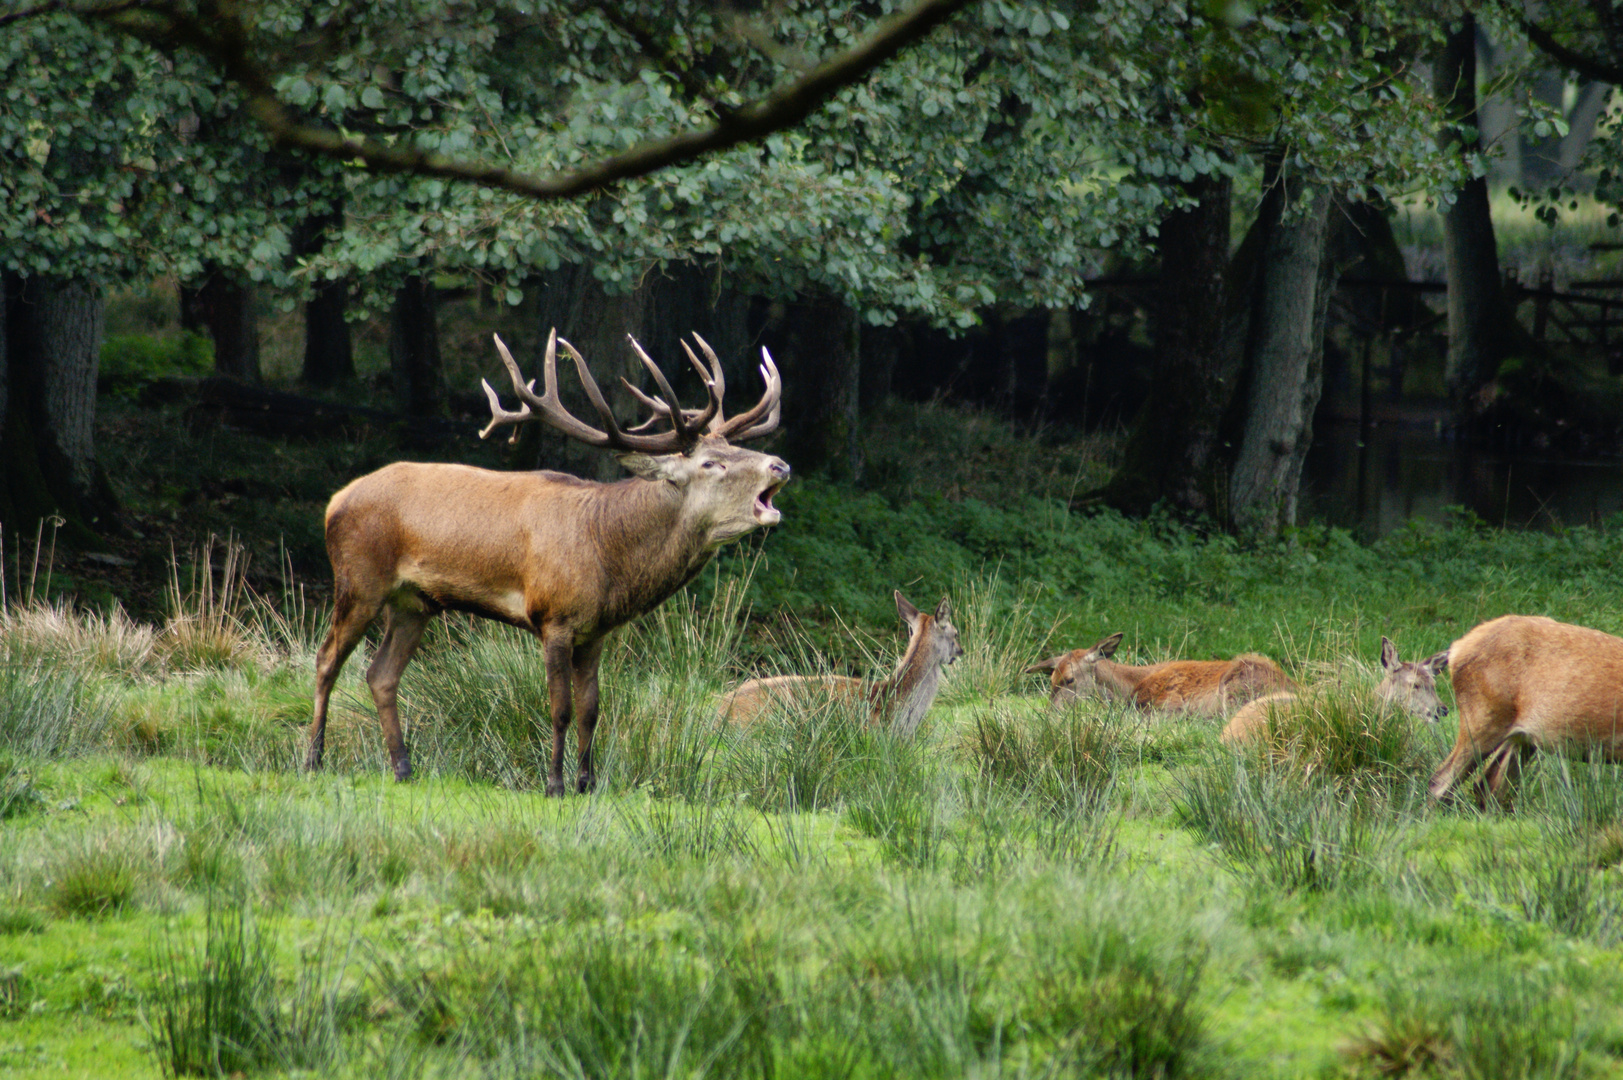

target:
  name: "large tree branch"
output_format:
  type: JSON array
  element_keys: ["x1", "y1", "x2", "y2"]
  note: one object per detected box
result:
[
  {"x1": 1521, "y1": 16, "x2": 1623, "y2": 85},
  {"x1": 47, "y1": 0, "x2": 974, "y2": 201}
]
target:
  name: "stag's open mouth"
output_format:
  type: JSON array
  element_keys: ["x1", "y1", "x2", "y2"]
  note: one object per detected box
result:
[{"x1": 754, "y1": 480, "x2": 785, "y2": 524}]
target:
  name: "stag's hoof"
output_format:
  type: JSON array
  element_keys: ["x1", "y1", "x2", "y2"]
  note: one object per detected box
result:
[
  {"x1": 576, "y1": 772, "x2": 596, "y2": 794},
  {"x1": 545, "y1": 776, "x2": 567, "y2": 798},
  {"x1": 392, "y1": 756, "x2": 413, "y2": 782},
  {"x1": 303, "y1": 746, "x2": 324, "y2": 772}
]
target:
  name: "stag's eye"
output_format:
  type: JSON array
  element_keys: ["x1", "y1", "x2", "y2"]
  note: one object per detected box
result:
[{"x1": 702, "y1": 460, "x2": 725, "y2": 471}]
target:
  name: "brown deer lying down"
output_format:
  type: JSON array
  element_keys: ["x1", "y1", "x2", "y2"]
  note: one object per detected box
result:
[
  {"x1": 1220, "y1": 636, "x2": 1449, "y2": 745},
  {"x1": 1024, "y1": 632, "x2": 1293, "y2": 716},
  {"x1": 309, "y1": 330, "x2": 788, "y2": 796},
  {"x1": 718, "y1": 592, "x2": 962, "y2": 736},
  {"x1": 1430, "y1": 614, "x2": 1623, "y2": 808}
]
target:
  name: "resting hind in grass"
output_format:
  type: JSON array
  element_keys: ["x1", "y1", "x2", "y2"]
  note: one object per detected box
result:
[
  {"x1": 719, "y1": 591, "x2": 962, "y2": 736},
  {"x1": 1220, "y1": 636, "x2": 1448, "y2": 746},
  {"x1": 1025, "y1": 633, "x2": 1293, "y2": 716}
]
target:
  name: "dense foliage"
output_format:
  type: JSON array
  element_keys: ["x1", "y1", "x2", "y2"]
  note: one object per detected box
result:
[{"x1": 6, "y1": 1, "x2": 1470, "y2": 321}]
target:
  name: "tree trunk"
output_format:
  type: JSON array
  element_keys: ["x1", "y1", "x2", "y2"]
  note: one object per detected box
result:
[
  {"x1": 1100, "y1": 172, "x2": 1235, "y2": 518},
  {"x1": 1229, "y1": 181, "x2": 1336, "y2": 540},
  {"x1": 860, "y1": 323, "x2": 901, "y2": 411},
  {"x1": 297, "y1": 211, "x2": 354, "y2": 387},
  {"x1": 525, "y1": 264, "x2": 650, "y2": 478},
  {"x1": 1, "y1": 273, "x2": 115, "y2": 543},
  {"x1": 303, "y1": 277, "x2": 354, "y2": 387},
  {"x1": 389, "y1": 274, "x2": 442, "y2": 420},
  {"x1": 1436, "y1": 13, "x2": 1514, "y2": 405},
  {"x1": 191, "y1": 266, "x2": 261, "y2": 383},
  {"x1": 768, "y1": 297, "x2": 861, "y2": 481}
]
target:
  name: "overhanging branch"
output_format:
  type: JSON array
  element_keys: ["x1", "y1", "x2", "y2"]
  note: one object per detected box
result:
[
  {"x1": 1521, "y1": 17, "x2": 1623, "y2": 85},
  {"x1": 45, "y1": 0, "x2": 975, "y2": 200}
]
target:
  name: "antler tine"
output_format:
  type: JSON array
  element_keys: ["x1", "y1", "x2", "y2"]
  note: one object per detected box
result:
[
  {"x1": 478, "y1": 375, "x2": 534, "y2": 442},
  {"x1": 619, "y1": 384, "x2": 710, "y2": 433},
  {"x1": 626, "y1": 335, "x2": 719, "y2": 442},
  {"x1": 490, "y1": 331, "x2": 612, "y2": 447},
  {"x1": 482, "y1": 331, "x2": 693, "y2": 453},
  {"x1": 684, "y1": 334, "x2": 727, "y2": 432},
  {"x1": 712, "y1": 347, "x2": 782, "y2": 442}
]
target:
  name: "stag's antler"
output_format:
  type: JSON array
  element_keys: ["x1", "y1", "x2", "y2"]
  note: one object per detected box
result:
[
  {"x1": 479, "y1": 330, "x2": 727, "y2": 453},
  {"x1": 620, "y1": 333, "x2": 782, "y2": 444}
]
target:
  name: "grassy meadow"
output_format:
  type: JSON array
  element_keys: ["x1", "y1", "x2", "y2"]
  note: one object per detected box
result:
[{"x1": 5, "y1": 484, "x2": 1623, "y2": 1079}]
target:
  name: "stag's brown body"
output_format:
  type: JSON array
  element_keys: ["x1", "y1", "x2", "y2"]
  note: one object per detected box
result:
[
  {"x1": 308, "y1": 330, "x2": 788, "y2": 795},
  {"x1": 1220, "y1": 636, "x2": 1448, "y2": 745},
  {"x1": 1430, "y1": 614, "x2": 1623, "y2": 807},
  {"x1": 1026, "y1": 632, "x2": 1293, "y2": 716},
  {"x1": 718, "y1": 592, "x2": 962, "y2": 735}
]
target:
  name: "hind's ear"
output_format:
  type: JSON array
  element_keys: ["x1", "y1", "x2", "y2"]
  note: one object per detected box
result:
[
  {"x1": 1088, "y1": 632, "x2": 1124, "y2": 661},
  {"x1": 1380, "y1": 636, "x2": 1400, "y2": 672},
  {"x1": 1025, "y1": 655, "x2": 1065, "y2": 674},
  {"x1": 895, "y1": 590, "x2": 921, "y2": 628},
  {"x1": 1422, "y1": 650, "x2": 1449, "y2": 676},
  {"x1": 934, "y1": 596, "x2": 951, "y2": 622}
]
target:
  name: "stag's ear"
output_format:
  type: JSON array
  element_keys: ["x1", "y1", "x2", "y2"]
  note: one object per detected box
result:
[
  {"x1": 618, "y1": 452, "x2": 688, "y2": 484},
  {"x1": 1380, "y1": 636, "x2": 1400, "y2": 672},
  {"x1": 1025, "y1": 654, "x2": 1065, "y2": 674},
  {"x1": 895, "y1": 590, "x2": 921, "y2": 629},
  {"x1": 1422, "y1": 650, "x2": 1449, "y2": 676}
]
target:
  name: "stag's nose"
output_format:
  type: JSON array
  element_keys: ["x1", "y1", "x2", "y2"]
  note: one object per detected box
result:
[
  {"x1": 1438, "y1": 705, "x2": 1449, "y2": 718},
  {"x1": 770, "y1": 460, "x2": 790, "y2": 480}
]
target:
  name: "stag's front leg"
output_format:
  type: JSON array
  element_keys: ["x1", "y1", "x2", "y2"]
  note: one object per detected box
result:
[
  {"x1": 366, "y1": 605, "x2": 431, "y2": 781},
  {"x1": 541, "y1": 628, "x2": 576, "y2": 797},
  {"x1": 570, "y1": 638, "x2": 608, "y2": 794}
]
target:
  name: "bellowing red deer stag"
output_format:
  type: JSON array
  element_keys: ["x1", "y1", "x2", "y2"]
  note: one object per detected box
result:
[
  {"x1": 1220, "y1": 636, "x2": 1448, "y2": 745},
  {"x1": 1025, "y1": 632, "x2": 1293, "y2": 716},
  {"x1": 307, "y1": 329, "x2": 789, "y2": 795},
  {"x1": 717, "y1": 591, "x2": 962, "y2": 735},
  {"x1": 1430, "y1": 614, "x2": 1623, "y2": 808}
]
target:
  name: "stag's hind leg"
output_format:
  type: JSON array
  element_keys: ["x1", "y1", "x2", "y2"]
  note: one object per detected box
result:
[
  {"x1": 308, "y1": 586, "x2": 385, "y2": 772},
  {"x1": 570, "y1": 637, "x2": 608, "y2": 794},
  {"x1": 366, "y1": 603, "x2": 432, "y2": 781}
]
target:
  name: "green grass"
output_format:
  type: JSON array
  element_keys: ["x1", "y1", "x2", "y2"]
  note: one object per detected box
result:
[
  {"x1": 14, "y1": 409, "x2": 1623, "y2": 1076},
  {"x1": 5, "y1": 529, "x2": 1623, "y2": 1080}
]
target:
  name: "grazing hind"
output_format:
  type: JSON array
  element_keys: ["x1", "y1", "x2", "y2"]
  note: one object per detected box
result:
[
  {"x1": 1220, "y1": 636, "x2": 1448, "y2": 745},
  {"x1": 1429, "y1": 615, "x2": 1623, "y2": 808},
  {"x1": 718, "y1": 592, "x2": 962, "y2": 736},
  {"x1": 1024, "y1": 632, "x2": 1292, "y2": 716}
]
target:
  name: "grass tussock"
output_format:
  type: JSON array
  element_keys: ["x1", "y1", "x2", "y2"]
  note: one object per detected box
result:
[
  {"x1": 149, "y1": 898, "x2": 357, "y2": 1077},
  {"x1": 49, "y1": 832, "x2": 151, "y2": 918},
  {"x1": 967, "y1": 700, "x2": 1123, "y2": 815},
  {"x1": 1345, "y1": 960, "x2": 1600, "y2": 1079},
  {"x1": 1175, "y1": 752, "x2": 1397, "y2": 893},
  {"x1": 1229, "y1": 681, "x2": 1437, "y2": 786}
]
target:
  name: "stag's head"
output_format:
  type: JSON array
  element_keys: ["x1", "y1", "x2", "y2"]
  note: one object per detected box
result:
[
  {"x1": 1376, "y1": 636, "x2": 1449, "y2": 722},
  {"x1": 481, "y1": 330, "x2": 789, "y2": 544},
  {"x1": 1024, "y1": 631, "x2": 1123, "y2": 707}
]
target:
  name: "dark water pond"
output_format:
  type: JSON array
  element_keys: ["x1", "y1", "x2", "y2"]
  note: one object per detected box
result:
[{"x1": 1302, "y1": 416, "x2": 1623, "y2": 538}]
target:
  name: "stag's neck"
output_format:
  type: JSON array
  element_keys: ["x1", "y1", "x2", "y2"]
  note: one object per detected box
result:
[
  {"x1": 871, "y1": 631, "x2": 944, "y2": 737},
  {"x1": 589, "y1": 479, "x2": 717, "y2": 620}
]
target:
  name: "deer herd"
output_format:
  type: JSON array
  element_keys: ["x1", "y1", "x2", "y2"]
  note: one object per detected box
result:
[{"x1": 309, "y1": 327, "x2": 1623, "y2": 809}]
